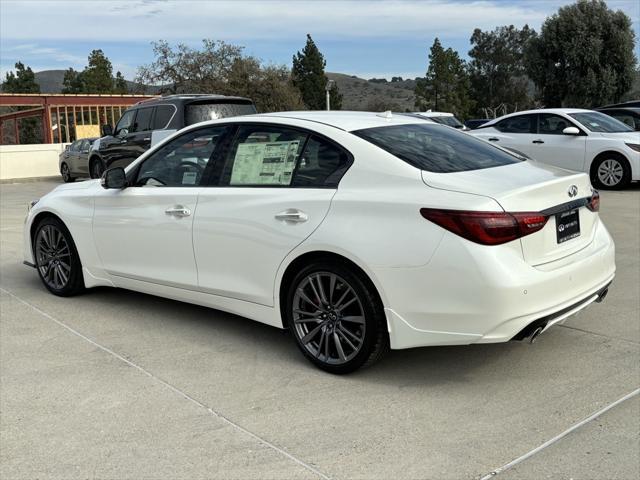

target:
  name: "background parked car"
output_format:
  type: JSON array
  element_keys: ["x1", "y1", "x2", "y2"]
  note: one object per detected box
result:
[
  {"x1": 58, "y1": 137, "x2": 98, "y2": 183},
  {"x1": 597, "y1": 107, "x2": 640, "y2": 131},
  {"x1": 88, "y1": 94, "x2": 257, "y2": 178},
  {"x1": 470, "y1": 108, "x2": 640, "y2": 189},
  {"x1": 464, "y1": 118, "x2": 490, "y2": 130}
]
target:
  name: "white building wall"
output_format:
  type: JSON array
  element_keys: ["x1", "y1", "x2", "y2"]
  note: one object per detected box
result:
[{"x1": 0, "y1": 144, "x2": 67, "y2": 181}]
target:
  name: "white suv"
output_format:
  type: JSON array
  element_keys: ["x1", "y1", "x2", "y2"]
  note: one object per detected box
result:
[{"x1": 470, "y1": 108, "x2": 640, "y2": 189}]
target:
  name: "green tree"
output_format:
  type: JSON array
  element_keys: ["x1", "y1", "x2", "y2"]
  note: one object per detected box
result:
[
  {"x1": 1, "y1": 62, "x2": 42, "y2": 144},
  {"x1": 415, "y1": 38, "x2": 472, "y2": 118},
  {"x1": 468, "y1": 25, "x2": 536, "y2": 115},
  {"x1": 292, "y1": 34, "x2": 342, "y2": 110},
  {"x1": 114, "y1": 71, "x2": 128, "y2": 94},
  {"x1": 227, "y1": 58, "x2": 304, "y2": 112},
  {"x1": 1, "y1": 62, "x2": 40, "y2": 93},
  {"x1": 526, "y1": 0, "x2": 637, "y2": 107},
  {"x1": 82, "y1": 49, "x2": 115, "y2": 93},
  {"x1": 61, "y1": 68, "x2": 84, "y2": 93},
  {"x1": 136, "y1": 39, "x2": 304, "y2": 112}
]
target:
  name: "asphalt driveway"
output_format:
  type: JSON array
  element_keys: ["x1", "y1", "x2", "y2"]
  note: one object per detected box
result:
[{"x1": 1, "y1": 179, "x2": 638, "y2": 479}]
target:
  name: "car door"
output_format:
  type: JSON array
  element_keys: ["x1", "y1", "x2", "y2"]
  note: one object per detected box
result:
[
  {"x1": 193, "y1": 123, "x2": 350, "y2": 306},
  {"x1": 475, "y1": 114, "x2": 537, "y2": 157},
  {"x1": 61, "y1": 141, "x2": 77, "y2": 171},
  {"x1": 74, "y1": 139, "x2": 90, "y2": 175},
  {"x1": 93, "y1": 125, "x2": 231, "y2": 289},
  {"x1": 102, "y1": 109, "x2": 137, "y2": 169},
  {"x1": 529, "y1": 113, "x2": 587, "y2": 171},
  {"x1": 127, "y1": 106, "x2": 154, "y2": 160}
]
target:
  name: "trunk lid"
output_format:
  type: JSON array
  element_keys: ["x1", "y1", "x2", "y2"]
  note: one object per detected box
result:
[{"x1": 422, "y1": 161, "x2": 597, "y2": 266}]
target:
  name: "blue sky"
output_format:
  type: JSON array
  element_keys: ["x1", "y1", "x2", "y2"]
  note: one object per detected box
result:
[{"x1": 1, "y1": 0, "x2": 638, "y2": 81}]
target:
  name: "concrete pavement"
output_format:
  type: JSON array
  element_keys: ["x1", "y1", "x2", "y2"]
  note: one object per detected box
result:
[{"x1": 1, "y1": 180, "x2": 638, "y2": 479}]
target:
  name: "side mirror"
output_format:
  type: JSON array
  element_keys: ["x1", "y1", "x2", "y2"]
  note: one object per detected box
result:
[
  {"x1": 101, "y1": 167, "x2": 127, "y2": 189},
  {"x1": 563, "y1": 126, "x2": 580, "y2": 135},
  {"x1": 101, "y1": 124, "x2": 113, "y2": 136},
  {"x1": 65, "y1": 145, "x2": 70, "y2": 151}
]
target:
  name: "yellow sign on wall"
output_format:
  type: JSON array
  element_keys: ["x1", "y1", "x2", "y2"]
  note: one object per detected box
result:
[{"x1": 75, "y1": 125, "x2": 100, "y2": 139}]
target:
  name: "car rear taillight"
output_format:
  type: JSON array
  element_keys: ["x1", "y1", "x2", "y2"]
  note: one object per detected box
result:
[
  {"x1": 420, "y1": 208, "x2": 549, "y2": 246},
  {"x1": 586, "y1": 191, "x2": 600, "y2": 212}
]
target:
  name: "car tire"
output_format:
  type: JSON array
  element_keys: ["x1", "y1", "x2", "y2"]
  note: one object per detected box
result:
[
  {"x1": 90, "y1": 158, "x2": 105, "y2": 179},
  {"x1": 33, "y1": 216, "x2": 85, "y2": 297},
  {"x1": 285, "y1": 261, "x2": 389, "y2": 374},
  {"x1": 60, "y1": 162, "x2": 75, "y2": 183},
  {"x1": 591, "y1": 155, "x2": 631, "y2": 190}
]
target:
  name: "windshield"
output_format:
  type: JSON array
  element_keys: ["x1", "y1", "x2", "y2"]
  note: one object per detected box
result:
[
  {"x1": 431, "y1": 116, "x2": 464, "y2": 128},
  {"x1": 185, "y1": 102, "x2": 257, "y2": 125},
  {"x1": 353, "y1": 123, "x2": 521, "y2": 173},
  {"x1": 568, "y1": 112, "x2": 633, "y2": 133}
]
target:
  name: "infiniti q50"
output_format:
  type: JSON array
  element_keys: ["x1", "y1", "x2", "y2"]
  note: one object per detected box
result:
[{"x1": 24, "y1": 112, "x2": 615, "y2": 373}]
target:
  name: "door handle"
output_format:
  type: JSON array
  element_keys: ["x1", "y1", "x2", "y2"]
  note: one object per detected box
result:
[
  {"x1": 275, "y1": 209, "x2": 308, "y2": 223},
  {"x1": 119, "y1": 139, "x2": 127, "y2": 144},
  {"x1": 143, "y1": 137, "x2": 151, "y2": 141},
  {"x1": 165, "y1": 206, "x2": 191, "y2": 217},
  {"x1": 487, "y1": 137, "x2": 499, "y2": 142},
  {"x1": 532, "y1": 139, "x2": 545, "y2": 144}
]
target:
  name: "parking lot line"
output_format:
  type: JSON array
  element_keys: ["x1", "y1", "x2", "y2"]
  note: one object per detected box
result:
[
  {"x1": 0, "y1": 286, "x2": 333, "y2": 480},
  {"x1": 479, "y1": 386, "x2": 640, "y2": 479}
]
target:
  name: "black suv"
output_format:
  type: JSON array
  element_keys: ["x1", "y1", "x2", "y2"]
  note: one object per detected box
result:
[{"x1": 89, "y1": 94, "x2": 256, "y2": 178}]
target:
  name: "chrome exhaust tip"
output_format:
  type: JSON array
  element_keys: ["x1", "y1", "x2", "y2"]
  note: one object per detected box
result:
[
  {"x1": 596, "y1": 288, "x2": 609, "y2": 303},
  {"x1": 529, "y1": 326, "x2": 544, "y2": 344}
]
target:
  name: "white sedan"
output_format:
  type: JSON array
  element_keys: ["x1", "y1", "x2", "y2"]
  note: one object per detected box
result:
[
  {"x1": 24, "y1": 112, "x2": 615, "y2": 373},
  {"x1": 470, "y1": 108, "x2": 640, "y2": 189}
]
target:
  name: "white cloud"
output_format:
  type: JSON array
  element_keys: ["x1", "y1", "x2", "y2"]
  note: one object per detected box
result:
[{"x1": 0, "y1": 0, "x2": 556, "y2": 42}]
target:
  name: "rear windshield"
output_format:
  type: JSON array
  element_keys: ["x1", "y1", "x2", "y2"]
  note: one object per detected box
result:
[
  {"x1": 185, "y1": 102, "x2": 257, "y2": 125},
  {"x1": 353, "y1": 123, "x2": 521, "y2": 173},
  {"x1": 431, "y1": 116, "x2": 464, "y2": 128}
]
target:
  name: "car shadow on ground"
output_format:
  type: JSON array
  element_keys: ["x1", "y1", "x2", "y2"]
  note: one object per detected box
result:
[{"x1": 61, "y1": 283, "x2": 523, "y2": 388}]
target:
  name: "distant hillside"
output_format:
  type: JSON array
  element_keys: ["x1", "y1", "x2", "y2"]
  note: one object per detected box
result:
[
  {"x1": 29, "y1": 70, "x2": 417, "y2": 111},
  {"x1": 33, "y1": 70, "x2": 153, "y2": 94},
  {"x1": 327, "y1": 72, "x2": 417, "y2": 111}
]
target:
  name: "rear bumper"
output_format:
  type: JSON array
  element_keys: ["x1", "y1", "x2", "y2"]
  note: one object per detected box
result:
[{"x1": 377, "y1": 216, "x2": 616, "y2": 349}]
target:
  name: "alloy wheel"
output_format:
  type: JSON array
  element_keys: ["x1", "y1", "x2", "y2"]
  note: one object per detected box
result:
[
  {"x1": 35, "y1": 225, "x2": 72, "y2": 290},
  {"x1": 61, "y1": 163, "x2": 71, "y2": 182},
  {"x1": 292, "y1": 272, "x2": 366, "y2": 365},
  {"x1": 597, "y1": 159, "x2": 624, "y2": 187}
]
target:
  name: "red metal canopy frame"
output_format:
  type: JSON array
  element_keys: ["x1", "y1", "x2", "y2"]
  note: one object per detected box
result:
[{"x1": 0, "y1": 93, "x2": 157, "y2": 144}]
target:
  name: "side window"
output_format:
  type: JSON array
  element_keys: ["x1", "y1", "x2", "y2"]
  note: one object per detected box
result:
[
  {"x1": 538, "y1": 114, "x2": 572, "y2": 135},
  {"x1": 114, "y1": 109, "x2": 136, "y2": 136},
  {"x1": 496, "y1": 115, "x2": 535, "y2": 133},
  {"x1": 134, "y1": 126, "x2": 229, "y2": 187},
  {"x1": 292, "y1": 136, "x2": 350, "y2": 187},
  {"x1": 78, "y1": 140, "x2": 88, "y2": 152},
  {"x1": 152, "y1": 105, "x2": 175, "y2": 130},
  {"x1": 131, "y1": 107, "x2": 153, "y2": 133},
  {"x1": 220, "y1": 125, "x2": 308, "y2": 187},
  {"x1": 69, "y1": 140, "x2": 80, "y2": 152}
]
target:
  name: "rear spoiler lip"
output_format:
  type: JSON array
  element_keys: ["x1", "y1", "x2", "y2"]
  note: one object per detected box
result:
[{"x1": 540, "y1": 195, "x2": 594, "y2": 216}]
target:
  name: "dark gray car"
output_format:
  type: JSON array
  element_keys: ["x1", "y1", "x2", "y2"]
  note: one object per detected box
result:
[{"x1": 59, "y1": 137, "x2": 98, "y2": 183}]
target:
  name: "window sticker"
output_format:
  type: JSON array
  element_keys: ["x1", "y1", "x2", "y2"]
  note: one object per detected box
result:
[
  {"x1": 230, "y1": 140, "x2": 299, "y2": 185},
  {"x1": 182, "y1": 171, "x2": 198, "y2": 185}
]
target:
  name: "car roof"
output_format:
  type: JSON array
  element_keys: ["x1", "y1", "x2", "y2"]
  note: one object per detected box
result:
[
  {"x1": 599, "y1": 107, "x2": 640, "y2": 114},
  {"x1": 482, "y1": 108, "x2": 594, "y2": 125},
  {"x1": 135, "y1": 94, "x2": 253, "y2": 107},
  {"x1": 253, "y1": 111, "x2": 426, "y2": 132}
]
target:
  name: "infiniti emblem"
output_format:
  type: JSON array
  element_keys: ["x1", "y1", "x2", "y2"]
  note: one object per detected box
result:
[{"x1": 567, "y1": 185, "x2": 578, "y2": 198}]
